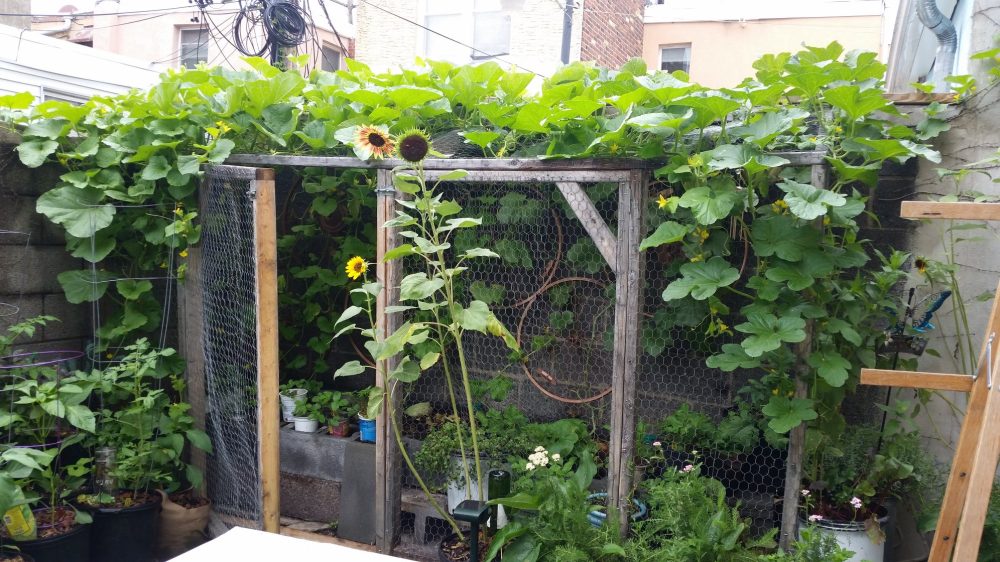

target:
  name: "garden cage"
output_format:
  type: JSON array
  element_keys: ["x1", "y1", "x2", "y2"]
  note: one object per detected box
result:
[{"x1": 186, "y1": 150, "x2": 831, "y2": 558}]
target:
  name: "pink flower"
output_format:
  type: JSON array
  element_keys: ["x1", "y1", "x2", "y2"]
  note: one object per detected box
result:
[
  {"x1": 850, "y1": 497, "x2": 863, "y2": 509},
  {"x1": 681, "y1": 464, "x2": 694, "y2": 473},
  {"x1": 808, "y1": 514, "x2": 823, "y2": 522},
  {"x1": 652, "y1": 441, "x2": 662, "y2": 448},
  {"x1": 800, "y1": 489, "x2": 810, "y2": 497}
]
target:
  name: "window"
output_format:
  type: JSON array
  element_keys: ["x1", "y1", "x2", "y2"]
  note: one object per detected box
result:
[
  {"x1": 321, "y1": 45, "x2": 341, "y2": 71},
  {"x1": 660, "y1": 44, "x2": 690, "y2": 73},
  {"x1": 179, "y1": 28, "x2": 208, "y2": 69},
  {"x1": 424, "y1": 0, "x2": 511, "y2": 63}
]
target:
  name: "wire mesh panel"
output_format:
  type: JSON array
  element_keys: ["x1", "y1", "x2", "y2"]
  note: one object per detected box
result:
[
  {"x1": 391, "y1": 179, "x2": 621, "y2": 555},
  {"x1": 200, "y1": 165, "x2": 263, "y2": 529}
]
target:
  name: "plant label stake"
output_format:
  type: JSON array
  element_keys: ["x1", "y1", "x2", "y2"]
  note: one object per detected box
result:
[
  {"x1": 860, "y1": 200, "x2": 1000, "y2": 561},
  {"x1": 453, "y1": 500, "x2": 490, "y2": 562}
]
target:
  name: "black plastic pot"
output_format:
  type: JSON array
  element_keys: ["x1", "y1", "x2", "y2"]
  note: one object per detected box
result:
[
  {"x1": 15, "y1": 521, "x2": 91, "y2": 562},
  {"x1": 85, "y1": 497, "x2": 161, "y2": 562},
  {"x1": 0, "y1": 546, "x2": 36, "y2": 562}
]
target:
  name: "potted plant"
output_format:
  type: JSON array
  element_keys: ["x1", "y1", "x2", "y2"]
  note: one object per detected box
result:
[
  {"x1": 800, "y1": 421, "x2": 923, "y2": 562},
  {"x1": 0, "y1": 546, "x2": 35, "y2": 562},
  {"x1": 279, "y1": 379, "x2": 320, "y2": 422},
  {"x1": 355, "y1": 387, "x2": 376, "y2": 443},
  {"x1": 155, "y1": 488, "x2": 211, "y2": 559},
  {"x1": 315, "y1": 391, "x2": 354, "y2": 437},
  {"x1": 78, "y1": 338, "x2": 212, "y2": 562},
  {"x1": 1, "y1": 316, "x2": 96, "y2": 562},
  {"x1": 290, "y1": 399, "x2": 321, "y2": 433}
]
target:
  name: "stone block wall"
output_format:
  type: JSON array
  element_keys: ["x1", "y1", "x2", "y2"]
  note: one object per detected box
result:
[{"x1": 0, "y1": 131, "x2": 89, "y2": 352}]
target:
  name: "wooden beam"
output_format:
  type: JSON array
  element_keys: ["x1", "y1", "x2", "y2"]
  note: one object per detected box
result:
[
  {"x1": 374, "y1": 169, "x2": 403, "y2": 553},
  {"x1": 952, "y1": 350, "x2": 1000, "y2": 561},
  {"x1": 929, "y1": 281, "x2": 1000, "y2": 561},
  {"x1": 253, "y1": 168, "x2": 281, "y2": 534},
  {"x1": 883, "y1": 92, "x2": 957, "y2": 105},
  {"x1": 860, "y1": 369, "x2": 973, "y2": 392},
  {"x1": 900, "y1": 201, "x2": 1000, "y2": 221},
  {"x1": 226, "y1": 151, "x2": 828, "y2": 171},
  {"x1": 608, "y1": 170, "x2": 646, "y2": 536},
  {"x1": 280, "y1": 526, "x2": 379, "y2": 552},
  {"x1": 555, "y1": 182, "x2": 618, "y2": 274}
]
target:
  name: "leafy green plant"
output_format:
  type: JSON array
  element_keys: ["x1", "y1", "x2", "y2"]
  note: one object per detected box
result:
[
  {"x1": 293, "y1": 391, "x2": 354, "y2": 427},
  {"x1": 658, "y1": 404, "x2": 715, "y2": 452},
  {"x1": 83, "y1": 339, "x2": 212, "y2": 494}
]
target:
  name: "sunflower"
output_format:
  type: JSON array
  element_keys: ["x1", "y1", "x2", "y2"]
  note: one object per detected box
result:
[
  {"x1": 346, "y1": 256, "x2": 368, "y2": 280},
  {"x1": 356, "y1": 125, "x2": 395, "y2": 159},
  {"x1": 397, "y1": 129, "x2": 431, "y2": 163}
]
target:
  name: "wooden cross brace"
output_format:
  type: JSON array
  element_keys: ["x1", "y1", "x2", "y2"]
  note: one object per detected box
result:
[{"x1": 859, "y1": 200, "x2": 1000, "y2": 561}]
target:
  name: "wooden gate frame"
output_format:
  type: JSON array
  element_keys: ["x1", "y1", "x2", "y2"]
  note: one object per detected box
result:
[{"x1": 207, "y1": 152, "x2": 830, "y2": 554}]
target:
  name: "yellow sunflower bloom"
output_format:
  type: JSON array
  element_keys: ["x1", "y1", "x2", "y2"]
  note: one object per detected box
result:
[
  {"x1": 356, "y1": 125, "x2": 395, "y2": 159},
  {"x1": 346, "y1": 256, "x2": 368, "y2": 280}
]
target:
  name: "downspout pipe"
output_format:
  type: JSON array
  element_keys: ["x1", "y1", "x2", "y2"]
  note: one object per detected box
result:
[
  {"x1": 916, "y1": 0, "x2": 957, "y2": 88},
  {"x1": 41, "y1": 16, "x2": 73, "y2": 36},
  {"x1": 560, "y1": 0, "x2": 574, "y2": 64}
]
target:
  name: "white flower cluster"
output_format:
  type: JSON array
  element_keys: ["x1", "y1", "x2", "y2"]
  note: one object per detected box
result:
[{"x1": 525, "y1": 446, "x2": 560, "y2": 471}]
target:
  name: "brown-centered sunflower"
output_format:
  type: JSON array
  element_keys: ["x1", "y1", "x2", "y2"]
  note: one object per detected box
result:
[
  {"x1": 396, "y1": 129, "x2": 431, "y2": 163},
  {"x1": 346, "y1": 256, "x2": 368, "y2": 280},
  {"x1": 356, "y1": 125, "x2": 395, "y2": 159}
]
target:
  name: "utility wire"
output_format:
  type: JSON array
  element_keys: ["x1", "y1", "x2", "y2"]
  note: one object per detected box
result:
[
  {"x1": 318, "y1": 0, "x2": 348, "y2": 55},
  {"x1": 355, "y1": 0, "x2": 545, "y2": 77}
]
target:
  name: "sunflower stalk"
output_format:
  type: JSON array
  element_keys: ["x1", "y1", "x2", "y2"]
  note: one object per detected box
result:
[{"x1": 332, "y1": 127, "x2": 518, "y2": 547}]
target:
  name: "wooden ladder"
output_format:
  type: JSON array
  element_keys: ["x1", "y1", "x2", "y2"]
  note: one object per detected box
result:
[{"x1": 860, "y1": 201, "x2": 1000, "y2": 561}]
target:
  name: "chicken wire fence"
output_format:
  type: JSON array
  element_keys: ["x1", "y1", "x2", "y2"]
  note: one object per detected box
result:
[
  {"x1": 193, "y1": 157, "x2": 862, "y2": 556},
  {"x1": 390, "y1": 179, "x2": 620, "y2": 553},
  {"x1": 199, "y1": 165, "x2": 264, "y2": 530}
]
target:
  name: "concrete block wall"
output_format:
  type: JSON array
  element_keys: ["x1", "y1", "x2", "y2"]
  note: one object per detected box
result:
[
  {"x1": 579, "y1": 0, "x2": 645, "y2": 69},
  {"x1": 0, "y1": 132, "x2": 89, "y2": 353}
]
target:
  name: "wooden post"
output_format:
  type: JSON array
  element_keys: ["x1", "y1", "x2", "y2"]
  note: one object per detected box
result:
[
  {"x1": 778, "y1": 163, "x2": 827, "y2": 550},
  {"x1": 178, "y1": 180, "x2": 209, "y2": 495},
  {"x1": 374, "y1": 168, "x2": 403, "y2": 552},
  {"x1": 253, "y1": 168, "x2": 281, "y2": 534},
  {"x1": 608, "y1": 169, "x2": 647, "y2": 535}
]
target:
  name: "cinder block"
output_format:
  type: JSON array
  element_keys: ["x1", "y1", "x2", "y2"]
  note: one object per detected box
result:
[
  {"x1": 0, "y1": 196, "x2": 47, "y2": 246},
  {"x1": 0, "y1": 294, "x2": 44, "y2": 337},
  {"x1": 0, "y1": 246, "x2": 80, "y2": 294},
  {"x1": 0, "y1": 149, "x2": 61, "y2": 198},
  {"x1": 42, "y1": 293, "x2": 88, "y2": 341},
  {"x1": 279, "y1": 426, "x2": 349, "y2": 481},
  {"x1": 280, "y1": 472, "x2": 341, "y2": 523}
]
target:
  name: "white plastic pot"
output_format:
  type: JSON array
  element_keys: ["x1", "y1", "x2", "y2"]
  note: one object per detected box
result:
[
  {"x1": 799, "y1": 513, "x2": 889, "y2": 562},
  {"x1": 279, "y1": 389, "x2": 307, "y2": 422},
  {"x1": 445, "y1": 456, "x2": 507, "y2": 529},
  {"x1": 292, "y1": 416, "x2": 318, "y2": 433}
]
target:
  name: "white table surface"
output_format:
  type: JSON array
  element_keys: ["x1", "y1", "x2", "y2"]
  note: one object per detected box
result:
[{"x1": 169, "y1": 526, "x2": 415, "y2": 561}]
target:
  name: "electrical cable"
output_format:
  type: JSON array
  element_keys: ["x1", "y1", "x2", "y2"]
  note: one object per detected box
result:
[
  {"x1": 318, "y1": 0, "x2": 348, "y2": 55},
  {"x1": 264, "y1": 1, "x2": 307, "y2": 47}
]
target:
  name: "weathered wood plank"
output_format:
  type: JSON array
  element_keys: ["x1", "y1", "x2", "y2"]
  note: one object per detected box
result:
[
  {"x1": 608, "y1": 170, "x2": 646, "y2": 536},
  {"x1": 555, "y1": 181, "x2": 618, "y2": 274},
  {"x1": 901, "y1": 201, "x2": 1000, "y2": 221},
  {"x1": 883, "y1": 92, "x2": 957, "y2": 105},
  {"x1": 952, "y1": 350, "x2": 1000, "y2": 561},
  {"x1": 929, "y1": 282, "x2": 1000, "y2": 561},
  {"x1": 226, "y1": 152, "x2": 827, "y2": 171},
  {"x1": 227, "y1": 154, "x2": 655, "y2": 171},
  {"x1": 253, "y1": 168, "x2": 281, "y2": 534},
  {"x1": 861, "y1": 369, "x2": 973, "y2": 392},
  {"x1": 280, "y1": 526, "x2": 380, "y2": 552},
  {"x1": 375, "y1": 169, "x2": 404, "y2": 553}
]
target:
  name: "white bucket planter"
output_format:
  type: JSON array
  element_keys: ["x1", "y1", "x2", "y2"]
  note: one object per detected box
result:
[
  {"x1": 292, "y1": 416, "x2": 319, "y2": 433},
  {"x1": 799, "y1": 514, "x2": 888, "y2": 562},
  {"x1": 280, "y1": 389, "x2": 307, "y2": 421}
]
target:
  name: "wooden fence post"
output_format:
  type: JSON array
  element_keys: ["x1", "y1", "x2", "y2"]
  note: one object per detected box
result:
[
  {"x1": 375, "y1": 168, "x2": 403, "y2": 552},
  {"x1": 253, "y1": 168, "x2": 281, "y2": 534},
  {"x1": 609, "y1": 169, "x2": 647, "y2": 535}
]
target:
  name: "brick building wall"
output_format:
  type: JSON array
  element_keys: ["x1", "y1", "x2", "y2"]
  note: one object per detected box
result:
[
  {"x1": 0, "y1": 131, "x2": 89, "y2": 352},
  {"x1": 580, "y1": 0, "x2": 645, "y2": 68}
]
